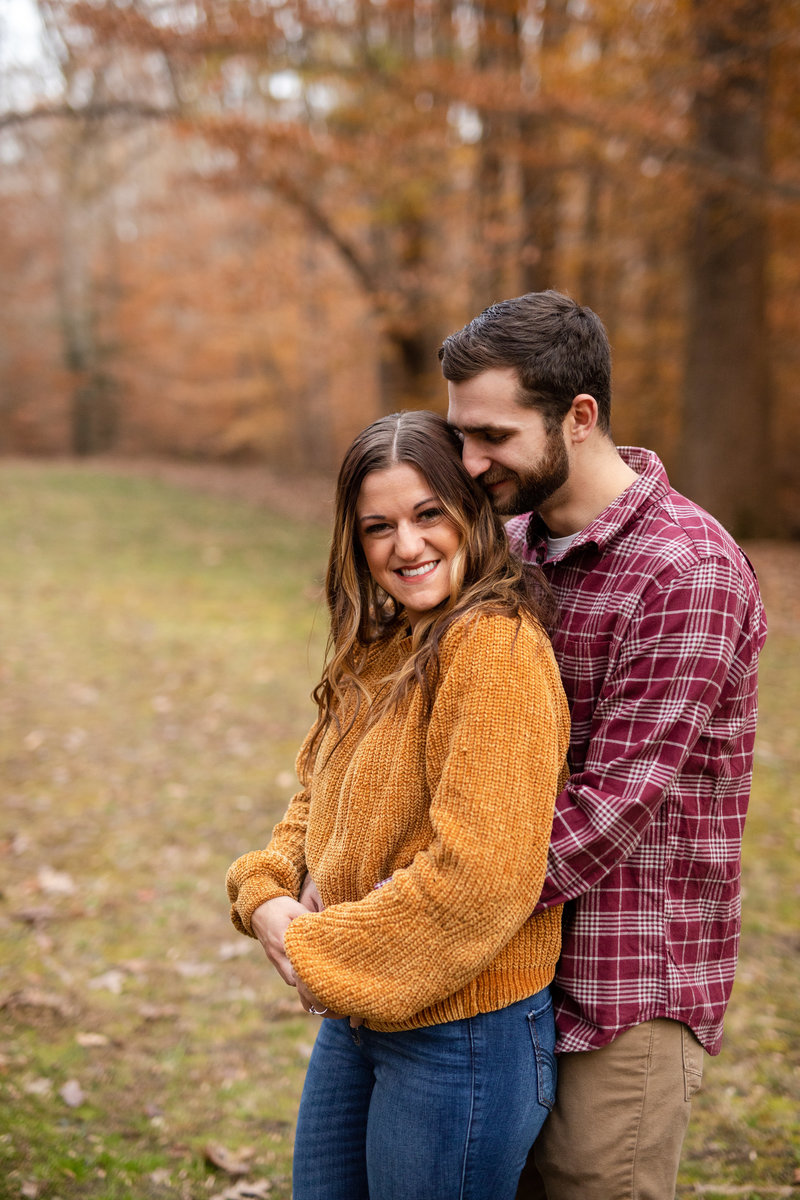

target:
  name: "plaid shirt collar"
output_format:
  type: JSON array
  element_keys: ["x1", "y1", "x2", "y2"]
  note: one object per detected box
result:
[{"x1": 524, "y1": 447, "x2": 669, "y2": 560}]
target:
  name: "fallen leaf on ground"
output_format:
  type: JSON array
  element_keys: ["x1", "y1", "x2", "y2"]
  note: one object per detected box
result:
[
  {"x1": 0, "y1": 988, "x2": 74, "y2": 1019},
  {"x1": 174, "y1": 960, "x2": 214, "y2": 978},
  {"x1": 36, "y1": 866, "x2": 76, "y2": 896},
  {"x1": 22, "y1": 1076, "x2": 53, "y2": 1097},
  {"x1": 204, "y1": 1142, "x2": 255, "y2": 1176},
  {"x1": 88, "y1": 970, "x2": 126, "y2": 994},
  {"x1": 59, "y1": 1079, "x2": 85, "y2": 1108},
  {"x1": 209, "y1": 1182, "x2": 271, "y2": 1200},
  {"x1": 138, "y1": 1003, "x2": 179, "y2": 1020},
  {"x1": 11, "y1": 906, "x2": 56, "y2": 926},
  {"x1": 76, "y1": 1032, "x2": 110, "y2": 1047}
]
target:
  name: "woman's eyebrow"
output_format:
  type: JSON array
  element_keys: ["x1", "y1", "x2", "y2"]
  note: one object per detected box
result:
[{"x1": 358, "y1": 496, "x2": 438, "y2": 523}]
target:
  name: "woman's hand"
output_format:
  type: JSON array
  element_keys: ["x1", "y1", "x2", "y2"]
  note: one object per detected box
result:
[
  {"x1": 250, "y1": 896, "x2": 309, "y2": 986},
  {"x1": 295, "y1": 976, "x2": 346, "y2": 1021},
  {"x1": 255, "y1": 886, "x2": 360, "y2": 1026},
  {"x1": 299, "y1": 873, "x2": 324, "y2": 912}
]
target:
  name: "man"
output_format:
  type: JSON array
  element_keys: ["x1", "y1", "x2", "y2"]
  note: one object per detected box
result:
[{"x1": 440, "y1": 290, "x2": 767, "y2": 1200}]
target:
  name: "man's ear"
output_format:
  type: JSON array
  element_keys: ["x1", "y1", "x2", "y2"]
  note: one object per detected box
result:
[{"x1": 567, "y1": 394, "x2": 598, "y2": 444}]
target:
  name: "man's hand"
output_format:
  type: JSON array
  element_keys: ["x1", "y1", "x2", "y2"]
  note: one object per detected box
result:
[{"x1": 250, "y1": 896, "x2": 308, "y2": 986}]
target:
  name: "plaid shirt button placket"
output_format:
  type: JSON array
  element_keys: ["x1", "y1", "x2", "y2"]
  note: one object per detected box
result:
[{"x1": 506, "y1": 447, "x2": 767, "y2": 1056}]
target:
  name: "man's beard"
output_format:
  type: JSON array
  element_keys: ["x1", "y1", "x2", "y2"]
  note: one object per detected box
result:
[{"x1": 482, "y1": 426, "x2": 570, "y2": 516}]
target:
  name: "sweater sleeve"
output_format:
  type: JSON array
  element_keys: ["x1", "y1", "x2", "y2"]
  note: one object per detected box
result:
[
  {"x1": 225, "y1": 729, "x2": 316, "y2": 936},
  {"x1": 283, "y1": 617, "x2": 569, "y2": 1023}
]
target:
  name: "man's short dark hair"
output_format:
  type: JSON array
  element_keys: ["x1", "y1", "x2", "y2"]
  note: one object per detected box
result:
[{"x1": 439, "y1": 290, "x2": 612, "y2": 433}]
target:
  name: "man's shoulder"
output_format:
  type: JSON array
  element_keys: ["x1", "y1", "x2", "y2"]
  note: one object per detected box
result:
[
  {"x1": 579, "y1": 489, "x2": 765, "y2": 650},
  {"x1": 625, "y1": 483, "x2": 756, "y2": 587},
  {"x1": 507, "y1": 446, "x2": 761, "y2": 599},
  {"x1": 506, "y1": 487, "x2": 745, "y2": 577},
  {"x1": 590, "y1": 448, "x2": 736, "y2": 571}
]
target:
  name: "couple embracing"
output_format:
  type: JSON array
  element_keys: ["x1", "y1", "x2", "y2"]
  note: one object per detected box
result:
[{"x1": 226, "y1": 291, "x2": 766, "y2": 1200}]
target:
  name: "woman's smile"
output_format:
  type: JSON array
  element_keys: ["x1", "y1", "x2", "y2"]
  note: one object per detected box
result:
[{"x1": 395, "y1": 559, "x2": 441, "y2": 580}]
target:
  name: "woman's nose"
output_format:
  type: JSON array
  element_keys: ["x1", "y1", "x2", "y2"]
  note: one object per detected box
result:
[{"x1": 394, "y1": 523, "x2": 425, "y2": 559}]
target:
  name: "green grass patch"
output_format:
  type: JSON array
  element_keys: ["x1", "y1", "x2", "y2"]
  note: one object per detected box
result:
[
  {"x1": 0, "y1": 463, "x2": 328, "y2": 1199},
  {"x1": 0, "y1": 463, "x2": 797, "y2": 1199}
]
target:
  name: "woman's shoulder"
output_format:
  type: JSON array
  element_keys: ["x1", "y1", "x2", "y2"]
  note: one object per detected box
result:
[
  {"x1": 440, "y1": 607, "x2": 553, "y2": 663},
  {"x1": 436, "y1": 610, "x2": 567, "y2": 721}
]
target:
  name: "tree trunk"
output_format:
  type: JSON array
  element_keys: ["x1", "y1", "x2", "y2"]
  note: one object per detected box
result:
[
  {"x1": 58, "y1": 106, "x2": 120, "y2": 456},
  {"x1": 470, "y1": 3, "x2": 523, "y2": 309},
  {"x1": 677, "y1": 0, "x2": 773, "y2": 536},
  {"x1": 518, "y1": 0, "x2": 569, "y2": 294}
]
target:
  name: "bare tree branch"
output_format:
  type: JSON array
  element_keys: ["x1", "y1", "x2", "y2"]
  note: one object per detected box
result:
[{"x1": 0, "y1": 101, "x2": 177, "y2": 130}]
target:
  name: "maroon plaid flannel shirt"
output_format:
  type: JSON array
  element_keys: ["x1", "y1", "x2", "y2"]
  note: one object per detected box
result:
[{"x1": 506, "y1": 448, "x2": 767, "y2": 1055}]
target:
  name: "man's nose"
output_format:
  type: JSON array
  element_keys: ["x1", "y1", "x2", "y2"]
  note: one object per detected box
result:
[{"x1": 461, "y1": 439, "x2": 491, "y2": 479}]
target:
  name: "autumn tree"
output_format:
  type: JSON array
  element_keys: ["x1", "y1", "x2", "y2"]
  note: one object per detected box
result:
[
  {"x1": 677, "y1": 0, "x2": 774, "y2": 534},
  {"x1": 65, "y1": 0, "x2": 466, "y2": 412},
  {"x1": 1, "y1": 0, "x2": 798, "y2": 531}
]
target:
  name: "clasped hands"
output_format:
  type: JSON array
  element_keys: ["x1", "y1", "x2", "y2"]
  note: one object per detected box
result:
[{"x1": 249, "y1": 875, "x2": 362, "y2": 1028}]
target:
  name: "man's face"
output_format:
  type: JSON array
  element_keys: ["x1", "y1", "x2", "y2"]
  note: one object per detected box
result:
[{"x1": 447, "y1": 367, "x2": 570, "y2": 516}]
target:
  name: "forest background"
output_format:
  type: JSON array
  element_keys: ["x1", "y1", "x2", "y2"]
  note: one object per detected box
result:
[
  {"x1": 2, "y1": 3, "x2": 800, "y2": 1197},
  {"x1": 1, "y1": 0, "x2": 800, "y2": 538}
]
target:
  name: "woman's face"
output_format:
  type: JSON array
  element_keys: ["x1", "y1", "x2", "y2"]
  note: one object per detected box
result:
[{"x1": 356, "y1": 463, "x2": 462, "y2": 629}]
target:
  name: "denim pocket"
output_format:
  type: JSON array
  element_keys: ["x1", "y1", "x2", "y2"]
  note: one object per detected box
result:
[{"x1": 526, "y1": 993, "x2": 557, "y2": 1111}]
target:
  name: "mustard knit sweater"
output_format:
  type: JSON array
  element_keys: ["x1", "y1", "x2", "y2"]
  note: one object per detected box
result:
[{"x1": 226, "y1": 611, "x2": 570, "y2": 1032}]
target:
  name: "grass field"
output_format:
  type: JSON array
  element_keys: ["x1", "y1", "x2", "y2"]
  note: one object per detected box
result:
[{"x1": 1, "y1": 463, "x2": 798, "y2": 1199}]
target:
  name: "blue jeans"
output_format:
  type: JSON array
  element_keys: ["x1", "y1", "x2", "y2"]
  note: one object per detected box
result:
[{"x1": 292, "y1": 988, "x2": 557, "y2": 1200}]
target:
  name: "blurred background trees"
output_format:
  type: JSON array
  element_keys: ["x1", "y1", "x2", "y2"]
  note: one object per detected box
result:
[{"x1": 1, "y1": 0, "x2": 798, "y2": 535}]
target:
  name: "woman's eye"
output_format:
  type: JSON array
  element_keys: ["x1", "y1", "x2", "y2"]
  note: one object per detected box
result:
[
  {"x1": 364, "y1": 522, "x2": 389, "y2": 536},
  {"x1": 418, "y1": 508, "x2": 442, "y2": 522}
]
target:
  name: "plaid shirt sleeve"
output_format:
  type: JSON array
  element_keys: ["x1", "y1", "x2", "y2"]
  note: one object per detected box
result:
[{"x1": 538, "y1": 553, "x2": 758, "y2": 908}]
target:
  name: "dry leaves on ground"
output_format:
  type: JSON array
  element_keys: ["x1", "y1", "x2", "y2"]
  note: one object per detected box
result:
[{"x1": 204, "y1": 1143, "x2": 257, "y2": 1176}]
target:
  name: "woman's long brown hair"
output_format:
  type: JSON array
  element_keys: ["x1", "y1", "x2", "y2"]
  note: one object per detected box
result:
[{"x1": 300, "y1": 410, "x2": 555, "y2": 779}]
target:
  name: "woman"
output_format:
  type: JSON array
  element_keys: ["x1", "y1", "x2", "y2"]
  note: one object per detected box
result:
[{"x1": 226, "y1": 411, "x2": 570, "y2": 1200}]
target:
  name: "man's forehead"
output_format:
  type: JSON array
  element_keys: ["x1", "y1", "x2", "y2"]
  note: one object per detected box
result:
[{"x1": 446, "y1": 372, "x2": 527, "y2": 427}]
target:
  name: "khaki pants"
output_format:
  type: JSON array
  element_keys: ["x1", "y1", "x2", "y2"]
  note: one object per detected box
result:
[{"x1": 516, "y1": 1019, "x2": 705, "y2": 1200}]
